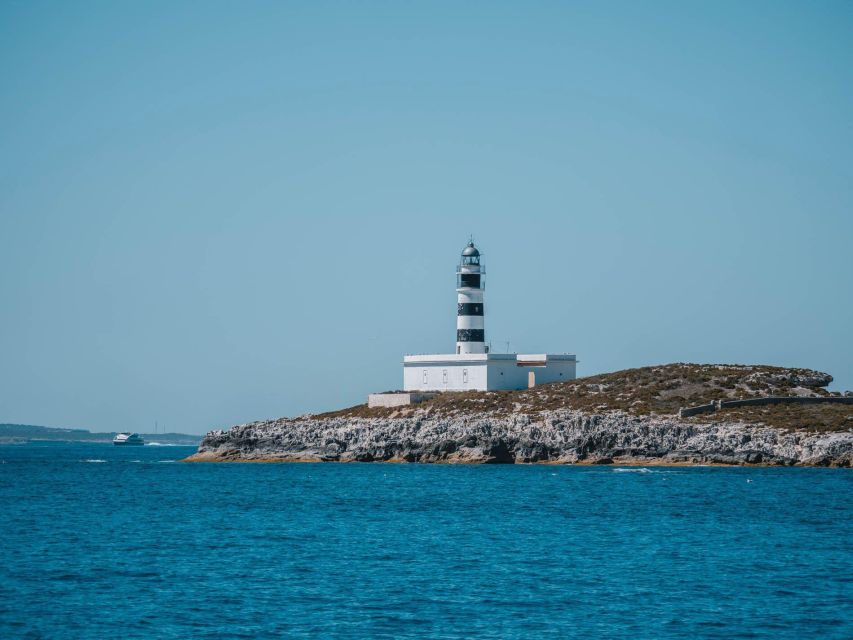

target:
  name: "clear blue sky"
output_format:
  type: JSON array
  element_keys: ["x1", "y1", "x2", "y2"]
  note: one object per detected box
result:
[{"x1": 2, "y1": 1, "x2": 851, "y2": 434}]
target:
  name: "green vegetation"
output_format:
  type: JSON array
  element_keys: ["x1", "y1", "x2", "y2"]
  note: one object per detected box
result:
[
  {"x1": 314, "y1": 364, "x2": 851, "y2": 433},
  {"x1": 693, "y1": 404, "x2": 852, "y2": 433}
]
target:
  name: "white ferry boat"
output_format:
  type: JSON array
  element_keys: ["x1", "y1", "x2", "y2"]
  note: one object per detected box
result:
[{"x1": 113, "y1": 432, "x2": 145, "y2": 446}]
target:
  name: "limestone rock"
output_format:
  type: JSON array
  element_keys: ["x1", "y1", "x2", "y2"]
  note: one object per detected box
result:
[{"x1": 186, "y1": 408, "x2": 853, "y2": 467}]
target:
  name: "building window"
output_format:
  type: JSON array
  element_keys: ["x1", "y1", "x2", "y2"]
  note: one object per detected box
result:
[
  {"x1": 463, "y1": 369, "x2": 468, "y2": 383},
  {"x1": 442, "y1": 369, "x2": 448, "y2": 384},
  {"x1": 423, "y1": 370, "x2": 428, "y2": 384},
  {"x1": 457, "y1": 346, "x2": 460, "y2": 354}
]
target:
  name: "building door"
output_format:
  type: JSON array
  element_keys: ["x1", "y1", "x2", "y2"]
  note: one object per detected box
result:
[{"x1": 528, "y1": 371, "x2": 535, "y2": 388}]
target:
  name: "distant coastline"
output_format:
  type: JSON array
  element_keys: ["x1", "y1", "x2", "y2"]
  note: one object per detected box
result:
[{"x1": 0, "y1": 424, "x2": 201, "y2": 445}]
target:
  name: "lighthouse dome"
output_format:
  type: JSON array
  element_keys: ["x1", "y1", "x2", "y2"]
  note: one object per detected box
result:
[{"x1": 462, "y1": 242, "x2": 480, "y2": 257}]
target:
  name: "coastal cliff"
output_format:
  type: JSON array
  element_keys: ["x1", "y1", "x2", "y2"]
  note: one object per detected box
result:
[{"x1": 187, "y1": 364, "x2": 853, "y2": 467}]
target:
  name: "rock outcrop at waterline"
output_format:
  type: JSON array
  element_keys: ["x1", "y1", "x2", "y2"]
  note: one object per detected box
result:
[
  {"x1": 186, "y1": 409, "x2": 852, "y2": 466},
  {"x1": 186, "y1": 364, "x2": 853, "y2": 467}
]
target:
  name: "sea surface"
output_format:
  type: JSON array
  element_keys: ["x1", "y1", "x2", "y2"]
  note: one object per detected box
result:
[{"x1": 0, "y1": 442, "x2": 850, "y2": 639}]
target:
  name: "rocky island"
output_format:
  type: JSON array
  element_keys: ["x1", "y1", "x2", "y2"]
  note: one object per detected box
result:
[{"x1": 186, "y1": 364, "x2": 853, "y2": 467}]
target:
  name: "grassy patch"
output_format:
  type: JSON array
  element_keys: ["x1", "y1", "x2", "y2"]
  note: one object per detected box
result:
[
  {"x1": 311, "y1": 363, "x2": 849, "y2": 432},
  {"x1": 692, "y1": 403, "x2": 852, "y2": 433}
]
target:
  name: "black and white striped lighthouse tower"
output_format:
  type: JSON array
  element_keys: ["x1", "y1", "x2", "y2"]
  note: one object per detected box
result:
[{"x1": 456, "y1": 240, "x2": 486, "y2": 354}]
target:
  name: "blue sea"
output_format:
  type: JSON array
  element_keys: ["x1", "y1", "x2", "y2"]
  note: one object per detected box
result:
[{"x1": 0, "y1": 442, "x2": 850, "y2": 639}]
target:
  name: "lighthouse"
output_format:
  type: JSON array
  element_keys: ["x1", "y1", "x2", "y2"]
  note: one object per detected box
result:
[
  {"x1": 390, "y1": 238, "x2": 577, "y2": 400},
  {"x1": 456, "y1": 241, "x2": 486, "y2": 355}
]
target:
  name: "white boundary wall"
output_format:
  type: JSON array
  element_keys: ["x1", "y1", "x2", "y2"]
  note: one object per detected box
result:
[
  {"x1": 403, "y1": 353, "x2": 576, "y2": 392},
  {"x1": 368, "y1": 392, "x2": 438, "y2": 408}
]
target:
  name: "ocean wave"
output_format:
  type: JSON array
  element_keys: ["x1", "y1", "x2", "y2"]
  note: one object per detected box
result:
[
  {"x1": 82, "y1": 459, "x2": 107, "y2": 463},
  {"x1": 611, "y1": 468, "x2": 682, "y2": 474}
]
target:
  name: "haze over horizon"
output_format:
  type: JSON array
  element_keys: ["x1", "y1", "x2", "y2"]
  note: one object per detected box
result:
[{"x1": 2, "y1": 2, "x2": 852, "y2": 435}]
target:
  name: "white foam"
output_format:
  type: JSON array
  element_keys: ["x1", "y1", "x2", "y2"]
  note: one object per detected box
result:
[
  {"x1": 611, "y1": 468, "x2": 684, "y2": 474},
  {"x1": 82, "y1": 459, "x2": 107, "y2": 463}
]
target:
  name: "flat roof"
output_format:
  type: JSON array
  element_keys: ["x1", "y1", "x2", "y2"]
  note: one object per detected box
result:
[{"x1": 403, "y1": 353, "x2": 576, "y2": 364}]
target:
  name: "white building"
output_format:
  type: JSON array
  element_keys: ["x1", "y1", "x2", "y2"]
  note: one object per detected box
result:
[{"x1": 402, "y1": 241, "x2": 576, "y2": 392}]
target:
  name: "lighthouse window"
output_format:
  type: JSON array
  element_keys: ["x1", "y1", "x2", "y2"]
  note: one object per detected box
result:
[
  {"x1": 463, "y1": 369, "x2": 468, "y2": 383},
  {"x1": 422, "y1": 370, "x2": 428, "y2": 384},
  {"x1": 442, "y1": 370, "x2": 448, "y2": 384}
]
